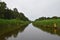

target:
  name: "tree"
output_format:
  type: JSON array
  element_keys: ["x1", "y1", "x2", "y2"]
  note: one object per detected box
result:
[
  {"x1": 13, "y1": 8, "x2": 18, "y2": 12},
  {"x1": 0, "y1": 2, "x2": 29, "y2": 21},
  {"x1": 39, "y1": 17, "x2": 46, "y2": 20},
  {"x1": 52, "y1": 16, "x2": 58, "y2": 19},
  {"x1": 0, "y1": 2, "x2": 6, "y2": 19},
  {"x1": 0, "y1": 2, "x2": 6, "y2": 9}
]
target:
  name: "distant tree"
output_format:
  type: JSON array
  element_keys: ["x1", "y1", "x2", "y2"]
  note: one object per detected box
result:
[
  {"x1": 18, "y1": 12, "x2": 29, "y2": 21},
  {"x1": 46, "y1": 17, "x2": 51, "y2": 19},
  {"x1": 39, "y1": 17, "x2": 46, "y2": 20},
  {"x1": 52, "y1": 16, "x2": 58, "y2": 19},
  {"x1": 13, "y1": 8, "x2": 18, "y2": 12}
]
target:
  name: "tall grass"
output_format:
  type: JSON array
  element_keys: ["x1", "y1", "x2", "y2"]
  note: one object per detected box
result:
[
  {"x1": 0, "y1": 19, "x2": 29, "y2": 25},
  {"x1": 0, "y1": 19, "x2": 30, "y2": 37},
  {"x1": 33, "y1": 19, "x2": 60, "y2": 28}
]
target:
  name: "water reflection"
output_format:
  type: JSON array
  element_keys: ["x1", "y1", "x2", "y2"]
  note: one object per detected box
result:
[
  {"x1": 33, "y1": 24, "x2": 60, "y2": 36},
  {"x1": 0, "y1": 24, "x2": 28, "y2": 40},
  {"x1": 0, "y1": 23, "x2": 60, "y2": 40}
]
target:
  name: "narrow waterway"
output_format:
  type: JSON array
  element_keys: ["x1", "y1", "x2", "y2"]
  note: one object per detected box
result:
[{"x1": 6, "y1": 23, "x2": 60, "y2": 40}]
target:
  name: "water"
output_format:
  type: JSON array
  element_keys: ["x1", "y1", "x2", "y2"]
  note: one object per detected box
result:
[{"x1": 0, "y1": 23, "x2": 60, "y2": 40}]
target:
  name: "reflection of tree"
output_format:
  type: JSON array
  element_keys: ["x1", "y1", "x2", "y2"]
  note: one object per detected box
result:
[
  {"x1": 33, "y1": 25, "x2": 60, "y2": 36},
  {"x1": 0, "y1": 24, "x2": 28, "y2": 40}
]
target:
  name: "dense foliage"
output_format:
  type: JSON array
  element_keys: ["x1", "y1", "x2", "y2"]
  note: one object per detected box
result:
[{"x1": 0, "y1": 2, "x2": 29, "y2": 21}]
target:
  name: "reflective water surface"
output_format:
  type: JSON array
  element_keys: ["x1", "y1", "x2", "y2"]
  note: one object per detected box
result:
[{"x1": 0, "y1": 23, "x2": 60, "y2": 40}]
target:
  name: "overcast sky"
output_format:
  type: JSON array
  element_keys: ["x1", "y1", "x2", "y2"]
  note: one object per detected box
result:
[{"x1": 2, "y1": 0, "x2": 60, "y2": 20}]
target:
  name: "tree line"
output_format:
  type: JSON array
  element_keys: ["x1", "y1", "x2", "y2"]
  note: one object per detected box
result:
[
  {"x1": 0, "y1": 2, "x2": 29, "y2": 21},
  {"x1": 35, "y1": 16, "x2": 60, "y2": 21}
]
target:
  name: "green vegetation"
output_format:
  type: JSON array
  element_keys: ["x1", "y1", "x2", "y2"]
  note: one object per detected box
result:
[
  {"x1": 0, "y1": 2, "x2": 29, "y2": 21},
  {"x1": 35, "y1": 16, "x2": 60, "y2": 21},
  {"x1": 0, "y1": 19, "x2": 29, "y2": 36},
  {"x1": 33, "y1": 17, "x2": 60, "y2": 36},
  {"x1": 0, "y1": 2, "x2": 30, "y2": 40},
  {"x1": 33, "y1": 16, "x2": 60, "y2": 28},
  {"x1": 0, "y1": 19, "x2": 29, "y2": 25},
  {"x1": 0, "y1": 22, "x2": 28, "y2": 40},
  {"x1": 0, "y1": 2, "x2": 30, "y2": 24},
  {"x1": 33, "y1": 19, "x2": 60, "y2": 27}
]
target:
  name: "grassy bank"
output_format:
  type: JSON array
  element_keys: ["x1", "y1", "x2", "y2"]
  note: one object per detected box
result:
[
  {"x1": 33, "y1": 19, "x2": 60, "y2": 28},
  {"x1": 33, "y1": 19, "x2": 60, "y2": 36},
  {"x1": 0, "y1": 19, "x2": 30, "y2": 36},
  {"x1": 0, "y1": 19, "x2": 29, "y2": 25}
]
